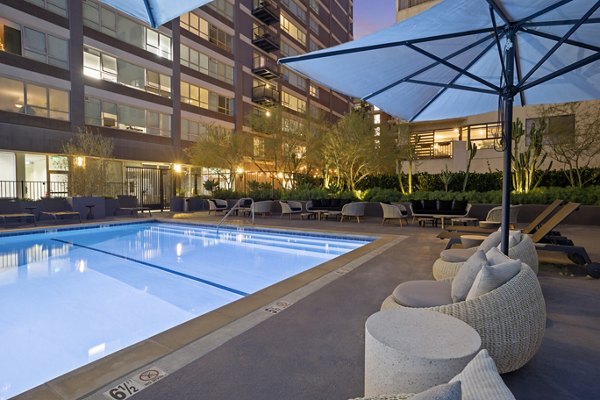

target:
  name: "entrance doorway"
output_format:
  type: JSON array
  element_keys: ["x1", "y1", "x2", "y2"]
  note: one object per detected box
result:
[{"x1": 125, "y1": 166, "x2": 172, "y2": 210}]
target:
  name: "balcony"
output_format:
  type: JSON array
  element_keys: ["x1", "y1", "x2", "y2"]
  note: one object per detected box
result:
[
  {"x1": 252, "y1": 55, "x2": 279, "y2": 79},
  {"x1": 252, "y1": 25, "x2": 279, "y2": 52},
  {"x1": 252, "y1": 85, "x2": 279, "y2": 106},
  {"x1": 252, "y1": 0, "x2": 279, "y2": 25}
]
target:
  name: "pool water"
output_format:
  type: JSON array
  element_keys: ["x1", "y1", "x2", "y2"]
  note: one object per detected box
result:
[{"x1": 0, "y1": 222, "x2": 371, "y2": 399}]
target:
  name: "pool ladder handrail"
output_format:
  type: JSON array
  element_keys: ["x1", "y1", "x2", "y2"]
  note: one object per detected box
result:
[{"x1": 216, "y1": 197, "x2": 254, "y2": 234}]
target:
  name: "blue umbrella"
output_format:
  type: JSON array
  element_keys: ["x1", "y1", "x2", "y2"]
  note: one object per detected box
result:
[
  {"x1": 280, "y1": 0, "x2": 600, "y2": 254},
  {"x1": 98, "y1": 0, "x2": 214, "y2": 28}
]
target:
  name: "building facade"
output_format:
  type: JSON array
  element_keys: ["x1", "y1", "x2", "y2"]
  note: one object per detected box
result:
[{"x1": 0, "y1": 0, "x2": 354, "y2": 205}]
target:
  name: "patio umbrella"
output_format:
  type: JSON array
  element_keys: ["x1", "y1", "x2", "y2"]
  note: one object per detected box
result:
[
  {"x1": 98, "y1": 0, "x2": 213, "y2": 28},
  {"x1": 280, "y1": 0, "x2": 600, "y2": 254}
]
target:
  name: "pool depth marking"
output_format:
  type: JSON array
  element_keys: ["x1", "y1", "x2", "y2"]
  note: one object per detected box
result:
[{"x1": 51, "y1": 238, "x2": 249, "y2": 297}]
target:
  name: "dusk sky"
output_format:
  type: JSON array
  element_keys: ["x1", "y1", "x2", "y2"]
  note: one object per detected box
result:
[{"x1": 353, "y1": 0, "x2": 397, "y2": 38}]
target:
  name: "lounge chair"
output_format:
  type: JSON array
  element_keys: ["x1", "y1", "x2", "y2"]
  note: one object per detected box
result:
[
  {"x1": 208, "y1": 199, "x2": 228, "y2": 215},
  {"x1": 340, "y1": 202, "x2": 367, "y2": 223},
  {"x1": 380, "y1": 202, "x2": 408, "y2": 226},
  {"x1": 250, "y1": 200, "x2": 273, "y2": 217},
  {"x1": 115, "y1": 195, "x2": 152, "y2": 217},
  {"x1": 279, "y1": 200, "x2": 302, "y2": 219},
  {"x1": 39, "y1": 198, "x2": 81, "y2": 223},
  {"x1": 0, "y1": 199, "x2": 36, "y2": 227},
  {"x1": 382, "y1": 263, "x2": 546, "y2": 374},
  {"x1": 441, "y1": 199, "x2": 563, "y2": 237}
]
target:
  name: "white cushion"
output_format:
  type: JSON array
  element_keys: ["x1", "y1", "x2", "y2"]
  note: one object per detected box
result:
[
  {"x1": 496, "y1": 230, "x2": 522, "y2": 250},
  {"x1": 393, "y1": 280, "x2": 452, "y2": 307},
  {"x1": 451, "y1": 250, "x2": 487, "y2": 303},
  {"x1": 485, "y1": 246, "x2": 513, "y2": 265},
  {"x1": 411, "y1": 381, "x2": 461, "y2": 400},
  {"x1": 477, "y1": 231, "x2": 502, "y2": 252},
  {"x1": 440, "y1": 247, "x2": 478, "y2": 262},
  {"x1": 450, "y1": 349, "x2": 516, "y2": 400},
  {"x1": 466, "y1": 260, "x2": 521, "y2": 300}
]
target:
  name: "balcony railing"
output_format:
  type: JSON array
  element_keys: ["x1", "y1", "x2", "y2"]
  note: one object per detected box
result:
[
  {"x1": 252, "y1": 55, "x2": 279, "y2": 79},
  {"x1": 252, "y1": 0, "x2": 279, "y2": 25},
  {"x1": 252, "y1": 25, "x2": 280, "y2": 52},
  {"x1": 252, "y1": 85, "x2": 279, "y2": 105},
  {"x1": 415, "y1": 141, "x2": 453, "y2": 159}
]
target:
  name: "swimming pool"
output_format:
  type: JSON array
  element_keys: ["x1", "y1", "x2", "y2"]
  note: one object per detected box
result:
[{"x1": 0, "y1": 222, "x2": 372, "y2": 399}]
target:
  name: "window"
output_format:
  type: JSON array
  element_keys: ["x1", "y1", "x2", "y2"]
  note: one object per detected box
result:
[
  {"x1": 309, "y1": 17, "x2": 319, "y2": 34},
  {"x1": 282, "y1": 68, "x2": 306, "y2": 90},
  {"x1": 0, "y1": 20, "x2": 22, "y2": 56},
  {"x1": 308, "y1": 39, "x2": 319, "y2": 52},
  {"x1": 181, "y1": 81, "x2": 234, "y2": 116},
  {"x1": 373, "y1": 114, "x2": 381, "y2": 124},
  {"x1": 462, "y1": 122, "x2": 501, "y2": 149},
  {"x1": 84, "y1": 47, "x2": 171, "y2": 97},
  {"x1": 253, "y1": 137, "x2": 265, "y2": 158},
  {"x1": 281, "y1": 91, "x2": 306, "y2": 113},
  {"x1": 280, "y1": 15, "x2": 306, "y2": 45},
  {"x1": 208, "y1": 0, "x2": 234, "y2": 21},
  {"x1": 83, "y1": 0, "x2": 172, "y2": 59},
  {"x1": 411, "y1": 128, "x2": 458, "y2": 159},
  {"x1": 25, "y1": 0, "x2": 68, "y2": 17},
  {"x1": 280, "y1": 39, "x2": 301, "y2": 57},
  {"x1": 180, "y1": 43, "x2": 234, "y2": 84},
  {"x1": 309, "y1": 83, "x2": 319, "y2": 98},
  {"x1": 309, "y1": 0, "x2": 319, "y2": 13},
  {"x1": 0, "y1": 75, "x2": 69, "y2": 120},
  {"x1": 84, "y1": 97, "x2": 171, "y2": 137},
  {"x1": 181, "y1": 118, "x2": 209, "y2": 141},
  {"x1": 180, "y1": 12, "x2": 233, "y2": 52},
  {"x1": 526, "y1": 115, "x2": 575, "y2": 145},
  {"x1": 281, "y1": 0, "x2": 306, "y2": 22}
]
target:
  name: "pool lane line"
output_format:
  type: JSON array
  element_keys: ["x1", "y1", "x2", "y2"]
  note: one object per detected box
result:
[{"x1": 51, "y1": 238, "x2": 249, "y2": 297}]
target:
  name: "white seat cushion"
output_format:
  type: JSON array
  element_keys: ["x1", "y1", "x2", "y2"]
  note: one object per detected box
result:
[
  {"x1": 440, "y1": 247, "x2": 478, "y2": 262},
  {"x1": 393, "y1": 280, "x2": 452, "y2": 308}
]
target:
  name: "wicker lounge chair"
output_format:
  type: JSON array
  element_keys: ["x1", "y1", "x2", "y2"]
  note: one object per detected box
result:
[
  {"x1": 340, "y1": 202, "x2": 367, "y2": 223},
  {"x1": 433, "y1": 234, "x2": 539, "y2": 280},
  {"x1": 380, "y1": 203, "x2": 408, "y2": 226},
  {"x1": 208, "y1": 199, "x2": 228, "y2": 215},
  {"x1": 382, "y1": 263, "x2": 546, "y2": 374},
  {"x1": 279, "y1": 200, "x2": 302, "y2": 219},
  {"x1": 39, "y1": 198, "x2": 81, "y2": 223},
  {"x1": 251, "y1": 200, "x2": 273, "y2": 217}
]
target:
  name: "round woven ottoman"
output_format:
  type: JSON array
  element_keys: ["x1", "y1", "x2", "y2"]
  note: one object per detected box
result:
[{"x1": 364, "y1": 308, "x2": 481, "y2": 396}]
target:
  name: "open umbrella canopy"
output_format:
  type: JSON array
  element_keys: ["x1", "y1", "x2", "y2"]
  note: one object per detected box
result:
[
  {"x1": 280, "y1": 0, "x2": 600, "y2": 122},
  {"x1": 98, "y1": 0, "x2": 213, "y2": 28},
  {"x1": 280, "y1": 0, "x2": 600, "y2": 253}
]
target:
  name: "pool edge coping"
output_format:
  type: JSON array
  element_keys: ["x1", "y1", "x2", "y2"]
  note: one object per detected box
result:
[{"x1": 11, "y1": 220, "x2": 403, "y2": 400}]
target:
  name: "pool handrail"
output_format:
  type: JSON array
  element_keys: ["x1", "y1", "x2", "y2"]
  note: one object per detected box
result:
[{"x1": 216, "y1": 198, "x2": 254, "y2": 234}]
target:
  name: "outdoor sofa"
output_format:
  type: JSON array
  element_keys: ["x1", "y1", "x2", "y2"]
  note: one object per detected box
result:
[
  {"x1": 306, "y1": 198, "x2": 351, "y2": 212},
  {"x1": 409, "y1": 199, "x2": 471, "y2": 221}
]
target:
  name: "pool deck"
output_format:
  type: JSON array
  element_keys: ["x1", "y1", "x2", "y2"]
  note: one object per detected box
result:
[{"x1": 9, "y1": 213, "x2": 600, "y2": 400}]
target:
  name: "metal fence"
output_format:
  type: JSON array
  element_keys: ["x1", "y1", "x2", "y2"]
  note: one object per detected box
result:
[{"x1": 0, "y1": 181, "x2": 128, "y2": 200}]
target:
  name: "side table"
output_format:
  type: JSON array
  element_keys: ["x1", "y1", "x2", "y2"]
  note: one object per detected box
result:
[{"x1": 365, "y1": 308, "x2": 481, "y2": 396}]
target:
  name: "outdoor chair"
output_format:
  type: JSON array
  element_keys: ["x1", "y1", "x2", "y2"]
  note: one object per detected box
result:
[
  {"x1": 381, "y1": 262, "x2": 546, "y2": 374},
  {"x1": 0, "y1": 199, "x2": 36, "y2": 227},
  {"x1": 340, "y1": 202, "x2": 367, "y2": 223},
  {"x1": 250, "y1": 200, "x2": 273, "y2": 217},
  {"x1": 279, "y1": 200, "x2": 302, "y2": 219},
  {"x1": 433, "y1": 233, "x2": 539, "y2": 279},
  {"x1": 380, "y1": 202, "x2": 408, "y2": 226},
  {"x1": 115, "y1": 195, "x2": 151, "y2": 217},
  {"x1": 39, "y1": 198, "x2": 81, "y2": 223},
  {"x1": 442, "y1": 200, "x2": 563, "y2": 237},
  {"x1": 208, "y1": 199, "x2": 228, "y2": 215}
]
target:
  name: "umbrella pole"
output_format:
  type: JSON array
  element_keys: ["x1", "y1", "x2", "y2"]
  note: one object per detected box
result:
[{"x1": 500, "y1": 33, "x2": 516, "y2": 255}]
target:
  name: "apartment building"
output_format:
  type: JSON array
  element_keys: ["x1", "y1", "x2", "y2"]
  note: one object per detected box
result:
[{"x1": 0, "y1": 0, "x2": 354, "y2": 207}]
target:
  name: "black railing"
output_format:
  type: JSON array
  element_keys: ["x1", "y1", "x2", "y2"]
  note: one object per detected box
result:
[
  {"x1": 252, "y1": 0, "x2": 279, "y2": 25},
  {"x1": 0, "y1": 180, "x2": 128, "y2": 199},
  {"x1": 252, "y1": 55, "x2": 279, "y2": 79},
  {"x1": 252, "y1": 85, "x2": 279, "y2": 105},
  {"x1": 252, "y1": 25, "x2": 280, "y2": 52}
]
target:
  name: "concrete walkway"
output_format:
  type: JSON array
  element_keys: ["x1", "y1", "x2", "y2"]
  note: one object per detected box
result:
[{"x1": 108, "y1": 215, "x2": 600, "y2": 400}]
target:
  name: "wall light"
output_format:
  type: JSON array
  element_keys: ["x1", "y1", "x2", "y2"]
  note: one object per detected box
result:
[
  {"x1": 236, "y1": 166, "x2": 244, "y2": 174},
  {"x1": 75, "y1": 156, "x2": 85, "y2": 167},
  {"x1": 173, "y1": 163, "x2": 182, "y2": 173}
]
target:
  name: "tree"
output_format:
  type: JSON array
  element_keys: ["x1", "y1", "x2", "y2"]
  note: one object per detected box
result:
[
  {"x1": 395, "y1": 122, "x2": 420, "y2": 194},
  {"x1": 511, "y1": 118, "x2": 551, "y2": 193},
  {"x1": 248, "y1": 106, "x2": 322, "y2": 189},
  {"x1": 185, "y1": 124, "x2": 247, "y2": 190},
  {"x1": 541, "y1": 102, "x2": 600, "y2": 188},
  {"x1": 321, "y1": 110, "x2": 383, "y2": 192},
  {"x1": 62, "y1": 129, "x2": 114, "y2": 196}
]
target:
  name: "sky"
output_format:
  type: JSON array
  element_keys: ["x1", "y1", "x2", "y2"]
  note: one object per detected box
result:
[{"x1": 353, "y1": 0, "x2": 397, "y2": 39}]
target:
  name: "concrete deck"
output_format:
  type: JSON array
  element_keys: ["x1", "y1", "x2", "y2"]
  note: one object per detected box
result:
[{"x1": 9, "y1": 214, "x2": 600, "y2": 399}]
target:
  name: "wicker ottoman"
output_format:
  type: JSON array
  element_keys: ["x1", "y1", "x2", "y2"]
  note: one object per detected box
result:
[{"x1": 364, "y1": 308, "x2": 481, "y2": 396}]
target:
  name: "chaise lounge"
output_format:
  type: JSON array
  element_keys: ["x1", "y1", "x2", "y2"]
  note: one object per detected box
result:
[{"x1": 115, "y1": 195, "x2": 152, "y2": 217}]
